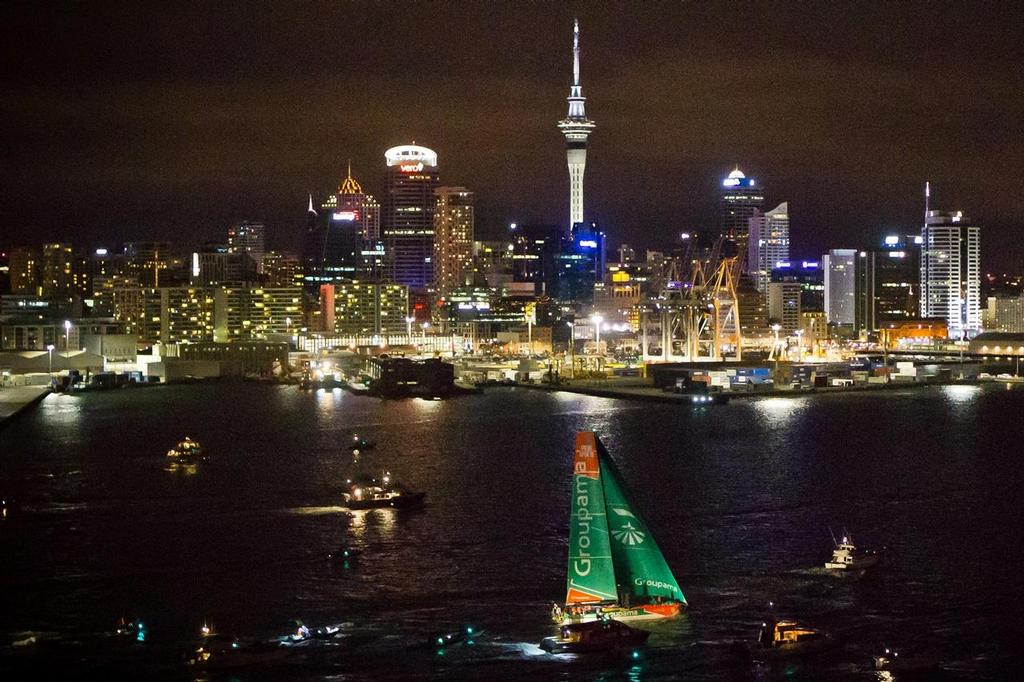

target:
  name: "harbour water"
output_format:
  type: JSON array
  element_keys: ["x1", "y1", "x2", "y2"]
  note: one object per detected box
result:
[{"x1": 1, "y1": 382, "x2": 1022, "y2": 679}]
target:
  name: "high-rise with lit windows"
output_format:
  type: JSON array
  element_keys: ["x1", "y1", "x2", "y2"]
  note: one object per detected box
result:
[
  {"x1": 920, "y1": 209, "x2": 981, "y2": 338},
  {"x1": 433, "y1": 187, "x2": 474, "y2": 296},
  {"x1": 382, "y1": 145, "x2": 440, "y2": 289}
]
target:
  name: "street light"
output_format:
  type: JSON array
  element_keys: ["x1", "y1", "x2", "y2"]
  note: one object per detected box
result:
[
  {"x1": 406, "y1": 316, "x2": 415, "y2": 341},
  {"x1": 590, "y1": 314, "x2": 603, "y2": 355},
  {"x1": 566, "y1": 321, "x2": 575, "y2": 378},
  {"x1": 47, "y1": 344, "x2": 55, "y2": 379},
  {"x1": 63, "y1": 320, "x2": 71, "y2": 350},
  {"x1": 795, "y1": 329, "x2": 804, "y2": 363},
  {"x1": 771, "y1": 323, "x2": 782, "y2": 375}
]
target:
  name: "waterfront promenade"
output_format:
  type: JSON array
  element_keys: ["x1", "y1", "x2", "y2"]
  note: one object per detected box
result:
[{"x1": 0, "y1": 386, "x2": 50, "y2": 427}]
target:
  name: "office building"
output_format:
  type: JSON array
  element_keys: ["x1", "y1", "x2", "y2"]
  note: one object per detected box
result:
[
  {"x1": 985, "y1": 294, "x2": 1024, "y2": 333},
  {"x1": 855, "y1": 236, "x2": 919, "y2": 334},
  {"x1": 322, "y1": 281, "x2": 409, "y2": 335},
  {"x1": 382, "y1": 145, "x2": 440, "y2": 289},
  {"x1": 747, "y1": 202, "x2": 790, "y2": 292},
  {"x1": 40, "y1": 243, "x2": 74, "y2": 298},
  {"x1": 9, "y1": 247, "x2": 40, "y2": 295},
  {"x1": 767, "y1": 281, "x2": 801, "y2": 333},
  {"x1": 824, "y1": 249, "x2": 858, "y2": 327},
  {"x1": 433, "y1": 187, "x2": 475, "y2": 296},
  {"x1": 720, "y1": 167, "x2": 764, "y2": 252},
  {"x1": 226, "y1": 221, "x2": 266, "y2": 273},
  {"x1": 920, "y1": 210, "x2": 981, "y2": 339}
]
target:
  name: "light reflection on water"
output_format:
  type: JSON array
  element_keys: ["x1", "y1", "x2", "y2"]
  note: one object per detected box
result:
[{"x1": 751, "y1": 396, "x2": 808, "y2": 425}]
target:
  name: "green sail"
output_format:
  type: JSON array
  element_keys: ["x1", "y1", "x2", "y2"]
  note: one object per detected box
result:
[
  {"x1": 598, "y1": 440, "x2": 687, "y2": 605},
  {"x1": 565, "y1": 433, "x2": 618, "y2": 604}
]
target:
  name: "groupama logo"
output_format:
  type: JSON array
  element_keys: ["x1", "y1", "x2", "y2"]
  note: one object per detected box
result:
[{"x1": 611, "y1": 508, "x2": 645, "y2": 545}]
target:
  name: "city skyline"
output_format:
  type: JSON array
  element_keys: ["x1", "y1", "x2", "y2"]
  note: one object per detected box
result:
[{"x1": 2, "y1": 3, "x2": 1023, "y2": 269}]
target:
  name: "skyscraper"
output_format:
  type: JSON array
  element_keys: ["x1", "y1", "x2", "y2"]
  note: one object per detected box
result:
[
  {"x1": 557, "y1": 19, "x2": 595, "y2": 231},
  {"x1": 920, "y1": 209, "x2": 981, "y2": 339},
  {"x1": 433, "y1": 186, "x2": 474, "y2": 296},
  {"x1": 719, "y1": 167, "x2": 764, "y2": 254},
  {"x1": 382, "y1": 144, "x2": 440, "y2": 289},
  {"x1": 855, "y1": 236, "x2": 919, "y2": 335},
  {"x1": 823, "y1": 249, "x2": 858, "y2": 328},
  {"x1": 747, "y1": 202, "x2": 790, "y2": 292},
  {"x1": 226, "y1": 220, "x2": 266, "y2": 273},
  {"x1": 320, "y1": 164, "x2": 381, "y2": 281}
]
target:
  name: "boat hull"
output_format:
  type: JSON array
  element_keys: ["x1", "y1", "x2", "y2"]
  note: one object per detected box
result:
[
  {"x1": 540, "y1": 630, "x2": 648, "y2": 654},
  {"x1": 558, "y1": 602, "x2": 682, "y2": 625},
  {"x1": 825, "y1": 555, "x2": 879, "y2": 570},
  {"x1": 344, "y1": 492, "x2": 425, "y2": 510}
]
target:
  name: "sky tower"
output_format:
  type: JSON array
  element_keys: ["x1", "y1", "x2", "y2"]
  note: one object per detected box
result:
[{"x1": 557, "y1": 19, "x2": 595, "y2": 232}]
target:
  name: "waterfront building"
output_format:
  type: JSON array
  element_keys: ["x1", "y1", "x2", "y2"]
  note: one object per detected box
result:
[
  {"x1": 855, "y1": 236, "x2": 919, "y2": 335},
  {"x1": 771, "y1": 261, "x2": 824, "y2": 312},
  {"x1": 747, "y1": 202, "x2": 790, "y2": 292},
  {"x1": 557, "y1": 19, "x2": 596, "y2": 230},
  {"x1": 985, "y1": 294, "x2": 1024, "y2": 332},
  {"x1": 920, "y1": 210, "x2": 982, "y2": 339},
  {"x1": 767, "y1": 280, "x2": 801, "y2": 333},
  {"x1": 219, "y1": 286, "x2": 303, "y2": 341},
  {"x1": 322, "y1": 281, "x2": 409, "y2": 335},
  {"x1": 433, "y1": 187, "x2": 475, "y2": 296},
  {"x1": 382, "y1": 145, "x2": 440, "y2": 289},
  {"x1": 719, "y1": 167, "x2": 764, "y2": 255},
  {"x1": 736, "y1": 279, "x2": 769, "y2": 338},
  {"x1": 823, "y1": 249, "x2": 858, "y2": 328}
]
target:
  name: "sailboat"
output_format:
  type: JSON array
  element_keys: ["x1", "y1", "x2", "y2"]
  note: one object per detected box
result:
[{"x1": 554, "y1": 431, "x2": 686, "y2": 624}]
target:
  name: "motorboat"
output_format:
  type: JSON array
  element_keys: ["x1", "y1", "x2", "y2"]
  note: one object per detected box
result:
[
  {"x1": 166, "y1": 437, "x2": 204, "y2": 462},
  {"x1": 281, "y1": 621, "x2": 343, "y2": 646},
  {"x1": 341, "y1": 472, "x2": 425, "y2": 510},
  {"x1": 735, "y1": 616, "x2": 835, "y2": 659},
  {"x1": 873, "y1": 646, "x2": 942, "y2": 673},
  {"x1": 540, "y1": 618, "x2": 650, "y2": 654},
  {"x1": 825, "y1": 531, "x2": 880, "y2": 570},
  {"x1": 328, "y1": 546, "x2": 361, "y2": 562},
  {"x1": 552, "y1": 432, "x2": 686, "y2": 625}
]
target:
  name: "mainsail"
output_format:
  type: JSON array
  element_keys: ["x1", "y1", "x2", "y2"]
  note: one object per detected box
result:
[
  {"x1": 565, "y1": 432, "x2": 617, "y2": 604},
  {"x1": 564, "y1": 432, "x2": 686, "y2": 608}
]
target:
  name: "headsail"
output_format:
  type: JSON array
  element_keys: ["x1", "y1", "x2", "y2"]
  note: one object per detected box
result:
[
  {"x1": 565, "y1": 432, "x2": 617, "y2": 604},
  {"x1": 597, "y1": 438, "x2": 687, "y2": 605}
]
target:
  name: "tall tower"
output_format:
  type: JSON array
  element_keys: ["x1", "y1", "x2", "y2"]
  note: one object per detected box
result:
[
  {"x1": 557, "y1": 19, "x2": 595, "y2": 232},
  {"x1": 382, "y1": 144, "x2": 440, "y2": 289}
]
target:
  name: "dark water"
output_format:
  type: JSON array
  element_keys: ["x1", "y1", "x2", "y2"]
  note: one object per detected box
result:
[{"x1": 1, "y1": 382, "x2": 1022, "y2": 680}]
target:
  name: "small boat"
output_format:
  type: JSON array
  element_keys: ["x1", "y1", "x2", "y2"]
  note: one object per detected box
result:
[
  {"x1": 188, "y1": 629, "x2": 289, "y2": 669},
  {"x1": 873, "y1": 646, "x2": 942, "y2": 673},
  {"x1": 825, "y1": 530, "x2": 880, "y2": 570},
  {"x1": 166, "y1": 437, "x2": 204, "y2": 461},
  {"x1": 282, "y1": 621, "x2": 343, "y2": 645},
  {"x1": 341, "y1": 471, "x2": 425, "y2": 510},
  {"x1": 552, "y1": 432, "x2": 686, "y2": 625},
  {"x1": 348, "y1": 435, "x2": 376, "y2": 451},
  {"x1": 328, "y1": 546, "x2": 361, "y2": 562},
  {"x1": 430, "y1": 625, "x2": 482, "y2": 650},
  {"x1": 540, "y1": 618, "x2": 650, "y2": 654},
  {"x1": 735, "y1": 616, "x2": 835, "y2": 659}
]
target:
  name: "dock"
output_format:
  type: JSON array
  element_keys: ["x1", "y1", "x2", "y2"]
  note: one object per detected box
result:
[{"x1": 0, "y1": 386, "x2": 51, "y2": 428}]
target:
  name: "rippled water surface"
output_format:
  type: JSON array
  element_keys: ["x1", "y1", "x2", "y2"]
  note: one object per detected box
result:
[{"x1": 1, "y1": 382, "x2": 1022, "y2": 680}]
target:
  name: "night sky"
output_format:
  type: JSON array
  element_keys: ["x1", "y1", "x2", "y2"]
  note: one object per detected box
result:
[{"x1": 3, "y1": 1, "x2": 1023, "y2": 269}]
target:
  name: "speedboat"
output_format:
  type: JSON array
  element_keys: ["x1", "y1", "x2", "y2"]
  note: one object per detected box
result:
[
  {"x1": 735, "y1": 616, "x2": 835, "y2": 659},
  {"x1": 825, "y1": 532, "x2": 880, "y2": 570},
  {"x1": 873, "y1": 646, "x2": 942, "y2": 673},
  {"x1": 341, "y1": 472, "x2": 425, "y2": 510},
  {"x1": 328, "y1": 546, "x2": 361, "y2": 562},
  {"x1": 540, "y1": 618, "x2": 650, "y2": 654},
  {"x1": 166, "y1": 437, "x2": 204, "y2": 462}
]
